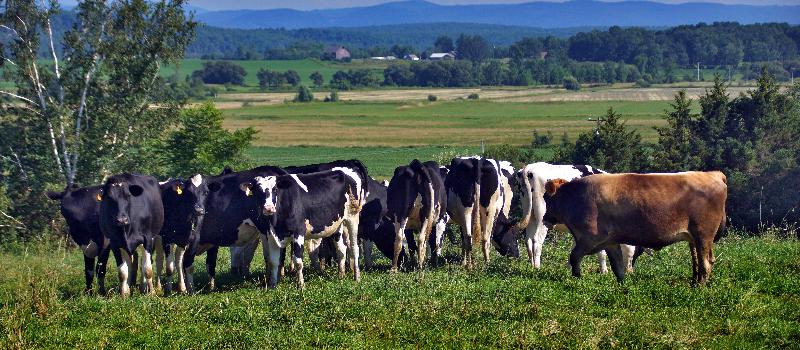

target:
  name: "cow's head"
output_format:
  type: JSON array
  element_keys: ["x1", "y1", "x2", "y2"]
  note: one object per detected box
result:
[
  {"x1": 491, "y1": 217, "x2": 520, "y2": 258},
  {"x1": 103, "y1": 181, "x2": 144, "y2": 227},
  {"x1": 183, "y1": 174, "x2": 209, "y2": 217},
  {"x1": 248, "y1": 175, "x2": 285, "y2": 216},
  {"x1": 545, "y1": 178, "x2": 568, "y2": 196}
]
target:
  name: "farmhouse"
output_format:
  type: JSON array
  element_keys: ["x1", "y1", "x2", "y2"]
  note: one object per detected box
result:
[
  {"x1": 404, "y1": 54, "x2": 420, "y2": 60},
  {"x1": 429, "y1": 52, "x2": 455, "y2": 60},
  {"x1": 323, "y1": 45, "x2": 351, "y2": 60}
]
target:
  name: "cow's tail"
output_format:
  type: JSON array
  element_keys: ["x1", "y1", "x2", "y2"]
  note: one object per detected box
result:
[
  {"x1": 515, "y1": 167, "x2": 533, "y2": 230},
  {"x1": 411, "y1": 160, "x2": 437, "y2": 241},
  {"x1": 714, "y1": 170, "x2": 728, "y2": 243},
  {"x1": 471, "y1": 158, "x2": 482, "y2": 243},
  {"x1": 714, "y1": 208, "x2": 727, "y2": 243}
]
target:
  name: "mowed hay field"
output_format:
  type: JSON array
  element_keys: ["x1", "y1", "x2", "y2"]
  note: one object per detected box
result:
[{"x1": 1, "y1": 233, "x2": 798, "y2": 348}]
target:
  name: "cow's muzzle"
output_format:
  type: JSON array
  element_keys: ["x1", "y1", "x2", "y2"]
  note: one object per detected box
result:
[
  {"x1": 194, "y1": 204, "x2": 205, "y2": 216},
  {"x1": 263, "y1": 204, "x2": 276, "y2": 215},
  {"x1": 116, "y1": 215, "x2": 130, "y2": 226}
]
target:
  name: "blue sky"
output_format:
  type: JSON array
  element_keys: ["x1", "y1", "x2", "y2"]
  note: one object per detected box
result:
[{"x1": 60, "y1": 0, "x2": 800, "y2": 11}]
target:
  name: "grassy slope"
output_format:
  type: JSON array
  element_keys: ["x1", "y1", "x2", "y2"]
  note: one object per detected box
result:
[{"x1": 1, "y1": 235, "x2": 798, "y2": 348}]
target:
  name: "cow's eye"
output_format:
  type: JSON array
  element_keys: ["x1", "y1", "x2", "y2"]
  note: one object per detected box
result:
[{"x1": 527, "y1": 173, "x2": 533, "y2": 179}]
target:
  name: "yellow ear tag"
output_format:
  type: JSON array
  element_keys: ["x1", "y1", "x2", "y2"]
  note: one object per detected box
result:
[
  {"x1": 246, "y1": 188, "x2": 252, "y2": 197},
  {"x1": 176, "y1": 186, "x2": 183, "y2": 195},
  {"x1": 95, "y1": 193, "x2": 102, "y2": 202}
]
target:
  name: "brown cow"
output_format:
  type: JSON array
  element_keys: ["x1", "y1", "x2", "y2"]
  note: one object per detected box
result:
[{"x1": 543, "y1": 171, "x2": 727, "y2": 285}]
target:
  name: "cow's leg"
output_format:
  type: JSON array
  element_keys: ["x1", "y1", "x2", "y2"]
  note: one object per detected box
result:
[
  {"x1": 115, "y1": 248, "x2": 132, "y2": 298},
  {"x1": 532, "y1": 225, "x2": 548, "y2": 269},
  {"x1": 461, "y1": 207, "x2": 474, "y2": 268},
  {"x1": 83, "y1": 254, "x2": 96, "y2": 294},
  {"x1": 391, "y1": 219, "x2": 407, "y2": 272},
  {"x1": 206, "y1": 246, "x2": 219, "y2": 291},
  {"x1": 153, "y1": 235, "x2": 164, "y2": 291},
  {"x1": 568, "y1": 239, "x2": 593, "y2": 278},
  {"x1": 432, "y1": 218, "x2": 447, "y2": 267},
  {"x1": 687, "y1": 235, "x2": 700, "y2": 285},
  {"x1": 694, "y1": 234, "x2": 714, "y2": 285},
  {"x1": 345, "y1": 217, "x2": 361, "y2": 281},
  {"x1": 182, "y1": 243, "x2": 197, "y2": 294},
  {"x1": 174, "y1": 246, "x2": 186, "y2": 293},
  {"x1": 621, "y1": 244, "x2": 636, "y2": 272},
  {"x1": 293, "y1": 233, "x2": 305, "y2": 289},
  {"x1": 361, "y1": 238, "x2": 373, "y2": 270},
  {"x1": 163, "y1": 242, "x2": 175, "y2": 294},
  {"x1": 334, "y1": 231, "x2": 348, "y2": 278},
  {"x1": 417, "y1": 223, "x2": 431, "y2": 270},
  {"x1": 129, "y1": 251, "x2": 139, "y2": 289},
  {"x1": 596, "y1": 250, "x2": 608, "y2": 274},
  {"x1": 241, "y1": 237, "x2": 259, "y2": 276},
  {"x1": 229, "y1": 246, "x2": 241, "y2": 275},
  {"x1": 605, "y1": 244, "x2": 626, "y2": 283},
  {"x1": 138, "y1": 244, "x2": 155, "y2": 295},
  {"x1": 481, "y1": 208, "x2": 500, "y2": 265},
  {"x1": 308, "y1": 237, "x2": 323, "y2": 272},
  {"x1": 96, "y1": 245, "x2": 110, "y2": 295},
  {"x1": 263, "y1": 234, "x2": 281, "y2": 289}
]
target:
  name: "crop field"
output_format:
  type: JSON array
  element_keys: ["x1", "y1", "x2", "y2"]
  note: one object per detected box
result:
[
  {"x1": 223, "y1": 99, "x2": 672, "y2": 149},
  {"x1": 161, "y1": 59, "x2": 389, "y2": 87},
  {"x1": 1, "y1": 233, "x2": 797, "y2": 348}
]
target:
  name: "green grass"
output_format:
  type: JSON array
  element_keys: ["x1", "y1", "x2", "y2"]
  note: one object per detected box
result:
[
  {"x1": 161, "y1": 59, "x2": 389, "y2": 88},
  {"x1": 224, "y1": 100, "x2": 671, "y2": 147},
  {"x1": 2, "y1": 234, "x2": 798, "y2": 348}
]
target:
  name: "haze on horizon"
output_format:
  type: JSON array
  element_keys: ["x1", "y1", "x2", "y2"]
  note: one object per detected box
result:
[{"x1": 57, "y1": 0, "x2": 800, "y2": 11}]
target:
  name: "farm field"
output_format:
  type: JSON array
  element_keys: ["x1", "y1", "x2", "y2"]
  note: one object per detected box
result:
[
  {"x1": 161, "y1": 58, "x2": 390, "y2": 87},
  {"x1": 223, "y1": 99, "x2": 673, "y2": 149},
  {"x1": 1, "y1": 233, "x2": 797, "y2": 348}
]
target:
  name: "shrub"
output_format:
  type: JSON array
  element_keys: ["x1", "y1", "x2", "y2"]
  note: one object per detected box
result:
[
  {"x1": 467, "y1": 93, "x2": 479, "y2": 100},
  {"x1": 190, "y1": 61, "x2": 247, "y2": 85},
  {"x1": 563, "y1": 76, "x2": 581, "y2": 91},
  {"x1": 531, "y1": 129, "x2": 553, "y2": 148},
  {"x1": 324, "y1": 90, "x2": 339, "y2": 102},
  {"x1": 428, "y1": 94, "x2": 438, "y2": 102},
  {"x1": 294, "y1": 86, "x2": 314, "y2": 102},
  {"x1": 635, "y1": 79, "x2": 652, "y2": 88}
]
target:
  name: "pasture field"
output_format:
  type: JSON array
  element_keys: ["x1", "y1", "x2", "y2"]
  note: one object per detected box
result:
[
  {"x1": 1, "y1": 233, "x2": 798, "y2": 348},
  {"x1": 224, "y1": 99, "x2": 672, "y2": 148},
  {"x1": 161, "y1": 59, "x2": 390, "y2": 88}
]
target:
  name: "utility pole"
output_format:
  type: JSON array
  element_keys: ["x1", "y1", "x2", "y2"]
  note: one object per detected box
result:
[
  {"x1": 480, "y1": 140, "x2": 485, "y2": 154},
  {"x1": 792, "y1": 68, "x2": 795, "y2": 85},
  {"x1": 696, "y1": 62, "x2": 700, "y2": 81}
]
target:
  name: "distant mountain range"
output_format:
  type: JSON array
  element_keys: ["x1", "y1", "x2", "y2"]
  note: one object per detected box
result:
[{"x1": 193, "y1": 0, "x2": 800, "y2": 29}]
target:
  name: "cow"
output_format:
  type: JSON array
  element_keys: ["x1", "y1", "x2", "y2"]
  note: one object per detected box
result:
[
  {"x1": 184, "y1": 165, "x2": 287, "y2": 292},
  {"x1": 445, "y1": 157, "x2": 517, "y2": 267},
  {"x1": 46, "y1": 185, "x2": 112, "y2": 295},
  {"x1": 359, "y1": 176, "x2": 409, "y2": 269},
  {"x1": 386, "y1": 160, "x2": 448, "y2": 270},
  {"x1": 99, "y1": 173, "x2": 164, "y2": 297},
  {"x1": 230, "y1": 160, "x2": 370, "y2": 274},
  {"x1": 515, "y1": 162, "x2": 639, "y2": 272},
  {"x1": 247, "y1": 168, "x2": 365, "y2": 288},
  {"x1": 542, "y1": 171, "x2": 727, "y2": 284},
  {"x1": 155, "y1": 174, "x2": 208, "y2": 294}
]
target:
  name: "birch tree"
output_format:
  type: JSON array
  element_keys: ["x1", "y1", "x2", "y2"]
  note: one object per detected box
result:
[{"x1": 0, "y1": 0, "x2": 195, "y2": 234}]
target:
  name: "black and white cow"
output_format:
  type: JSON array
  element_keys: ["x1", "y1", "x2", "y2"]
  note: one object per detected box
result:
[
  {"x1": 359, "y1": 176, "x2": 409, "y2": 269},
  {"x1": 46, "y1": 185, "x2": 111, "y2": 294},
  {"x1": 155, "y1": 174, "x2": 208, "y2": 293},
  {"x1": 386, "y1": 160, "x2": 448, "y2": 270},
  {"x1": 184, "y1": 165, "x2": 287, "y2": 292},
  {"x1": 515, "y1": 162, "x2": 639, "y2": 272},
  {"x1": 445, "y1": 157, "x2": 517, "y2": 267},
  {"x1": 247, "y1": 168, "x2": 365, "y2": 288},
  {"x1": 99, "y1": 173, "x2": 164, "y2": 297}
]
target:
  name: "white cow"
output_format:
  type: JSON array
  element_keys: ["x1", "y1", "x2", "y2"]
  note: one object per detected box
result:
[{"x1": 516, "y1": 162, "x2": 638, "y2": 273}]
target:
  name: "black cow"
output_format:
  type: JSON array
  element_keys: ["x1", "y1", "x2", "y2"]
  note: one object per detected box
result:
[
  {"x1": 155, "y1": 174, "x2": 209, "y2": 293},
  {"x1": 359, "y1": 176, "x2": 409, "y2": 269},
  {"x1": 46, "y1": 185, "x2": 112, "y2": 294},
  {"x1": 445, "y1": 157, "x2": 517, "y2": 267},
  {"x1": 99, "y1": 173, "x2": 164, "y2": 297},
  {"x1": 386, "y1": 160, "x2": 448, "y2": 270},
  {"x1": 248, "y1": 168, "x2": 365, "y2": 288},
  {"x1": 184, "y1": 165, "x2": 287, "y2": 292}
]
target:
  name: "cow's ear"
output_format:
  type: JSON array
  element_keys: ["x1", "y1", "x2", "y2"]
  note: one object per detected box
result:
[
  {"x1": 545, "y1": 178, "x2": 568, "y2": 196},
  {"x1": 239, "y1": 182, "x2": 253, "y2": 197},
  {"x1": 129, "y1": 185, "x2": 144, "y2": 197},
  {"x1": 95, "y1": 191, "x2": 103, "y2": 202},
  {"x1": 45, "y1": 191, "x2": 65, "y2": 200},
  {"x1": 276, "y1": 176, "x2": 293, "y2": 189}
]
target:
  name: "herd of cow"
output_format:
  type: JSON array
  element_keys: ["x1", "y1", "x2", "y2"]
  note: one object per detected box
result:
[{"x1": 46, "y1": 157, "x2": 728, "y2": 297}]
